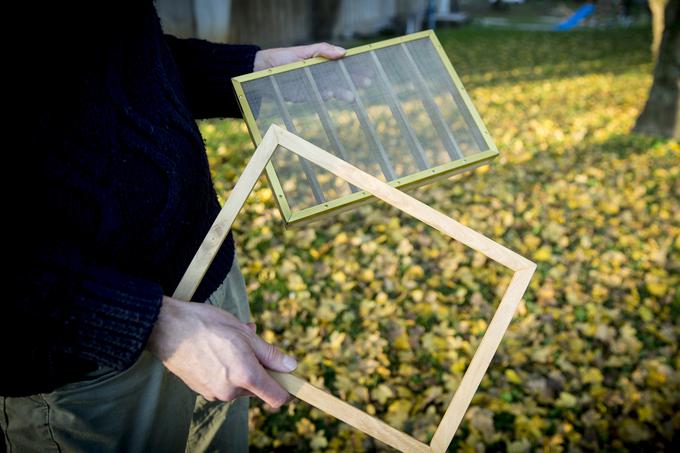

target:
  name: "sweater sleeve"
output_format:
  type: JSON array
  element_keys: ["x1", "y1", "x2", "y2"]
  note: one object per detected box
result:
[{"x1": 164, "y1": 35, "x2": 260, "y2": 119}]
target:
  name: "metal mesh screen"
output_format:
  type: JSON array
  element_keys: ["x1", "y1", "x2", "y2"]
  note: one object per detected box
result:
[{"x1": 239, "y1": 35, "x2": 491, "y2": 215}]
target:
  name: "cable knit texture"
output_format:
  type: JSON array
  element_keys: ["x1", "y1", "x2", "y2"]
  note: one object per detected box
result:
[{"x1": 3, "y1": 0, "x2": 259, "y2": 396}]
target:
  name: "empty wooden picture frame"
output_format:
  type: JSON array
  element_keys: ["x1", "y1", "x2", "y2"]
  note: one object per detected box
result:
[{"x1": 174, "y1": 125, "x2": 536, "y2": 452}]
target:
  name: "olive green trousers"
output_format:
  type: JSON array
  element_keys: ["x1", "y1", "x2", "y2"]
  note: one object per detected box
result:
[{"x1": 1, "y1": 256, "x2": 251, "y2": 453}]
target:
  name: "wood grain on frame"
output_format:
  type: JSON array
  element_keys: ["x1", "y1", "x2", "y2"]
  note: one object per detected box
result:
[{"x1": 174, "y1": 125, "x2": 536, "y2": 452}]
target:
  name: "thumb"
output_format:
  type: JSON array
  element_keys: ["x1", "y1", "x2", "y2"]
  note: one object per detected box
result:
[{"x1": 249, "y1": 336, "x2": 298, "y2": 373}]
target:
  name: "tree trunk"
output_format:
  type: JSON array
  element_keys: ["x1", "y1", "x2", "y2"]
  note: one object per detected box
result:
[
  {"x1": 649, "y1": 0, "x2": 668, "y2": 59},
  {"x1": 633, "y1": 0, "x2": 679, "y2": 139}
]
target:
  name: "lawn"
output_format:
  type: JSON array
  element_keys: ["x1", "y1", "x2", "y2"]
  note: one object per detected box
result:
[{"x1": 200, "y1": 26, "x2": 679, "y2": 451}]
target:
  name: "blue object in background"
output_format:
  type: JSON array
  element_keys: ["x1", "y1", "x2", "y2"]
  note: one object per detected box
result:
[{"x1": 554, "y1": 4, "x2": 596, "y2": 31}]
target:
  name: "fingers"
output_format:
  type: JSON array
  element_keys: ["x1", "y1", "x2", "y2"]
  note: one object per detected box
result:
[
  {"x1": 209, "y1": 387, "x2": 254, "y2": 402},
  {"x1": 334, "y1": 88, "x2": 355, "y2": 102},
  {"x1": 319, "y1": 87, "x2": 354, "y2": 102},
  {"x1": 236, "y1": 357, "x2": 291, "y2": 407},
  {"x1": 249, "y1": 335, "x2": 298, "y2": 373},
  {"x1": 303, "y1": 42, "x2": 346, "y2": 60},
  {"x1": 351, "y1": 72, "x2": 372, "y2": 89},
  {"x1": 232, "y1": 388, "x2": 255, "y2": 398},
  {"x1": 241, "y1": 328, "x2": 298, "y2": 407}
]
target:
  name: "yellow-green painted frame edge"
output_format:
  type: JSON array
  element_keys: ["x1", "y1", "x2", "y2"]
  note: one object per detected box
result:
[
  {"x1": 231, "y1": 30, "x2": 500, "y2": 226},
  {"x1": 286, "y1": 149, "x2": 497, "y2": 226},
  {"x1": 233, "y1": 79, "x2": 293, "y2": 223},
  {"x1": 428, "y1": 31, "x2": 499, "y2": 158}
]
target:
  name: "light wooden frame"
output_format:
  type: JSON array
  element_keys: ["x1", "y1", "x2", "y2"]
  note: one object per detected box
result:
[
  {"x1": 174, "y1": 125, "x2": 536, "y2": 452},
  {"x1": 232, "y1": 30, "x2": 500, "y2": 227}
]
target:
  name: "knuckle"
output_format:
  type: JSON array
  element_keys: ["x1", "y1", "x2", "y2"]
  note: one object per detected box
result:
[
  {"x1": 226, "y1": 332, "x2": 250, "y2": 351},
  {"x1": 213, "y1": 391, "x2": 228, "y2": 401},
  {"x1": 263, "y1": 344, "x2": 280, "y2": 362},
  {"x1": 236, "y1": 368, "x2": 259, "y2": 388},
  {"x1": 215, "y1": 388, "x2": 237, "y2": 402},
  {"x1": 240, "y1": 324, "x2": 257, "y2": 338}
]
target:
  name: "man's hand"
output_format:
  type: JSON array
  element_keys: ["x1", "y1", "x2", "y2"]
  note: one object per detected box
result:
[
  {"x1": 253, "y1": 42, "x2": 346, "y2": 72},
  {"x1": 147, "y1": 296, "x2": 297, "y2": 407},
  {"x1": 252, "y1": 42, "x2": 371, "y2": 103}
]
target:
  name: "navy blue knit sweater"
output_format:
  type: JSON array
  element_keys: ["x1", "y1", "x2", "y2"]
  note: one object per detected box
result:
[{"x1": 3, "y1": 1, "x2": 259, "y2": 396}]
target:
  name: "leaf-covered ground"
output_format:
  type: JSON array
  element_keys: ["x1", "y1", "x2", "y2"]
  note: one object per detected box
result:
[{"x1": 200, "y1": 26, "x2": 679, "y2": 452}]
